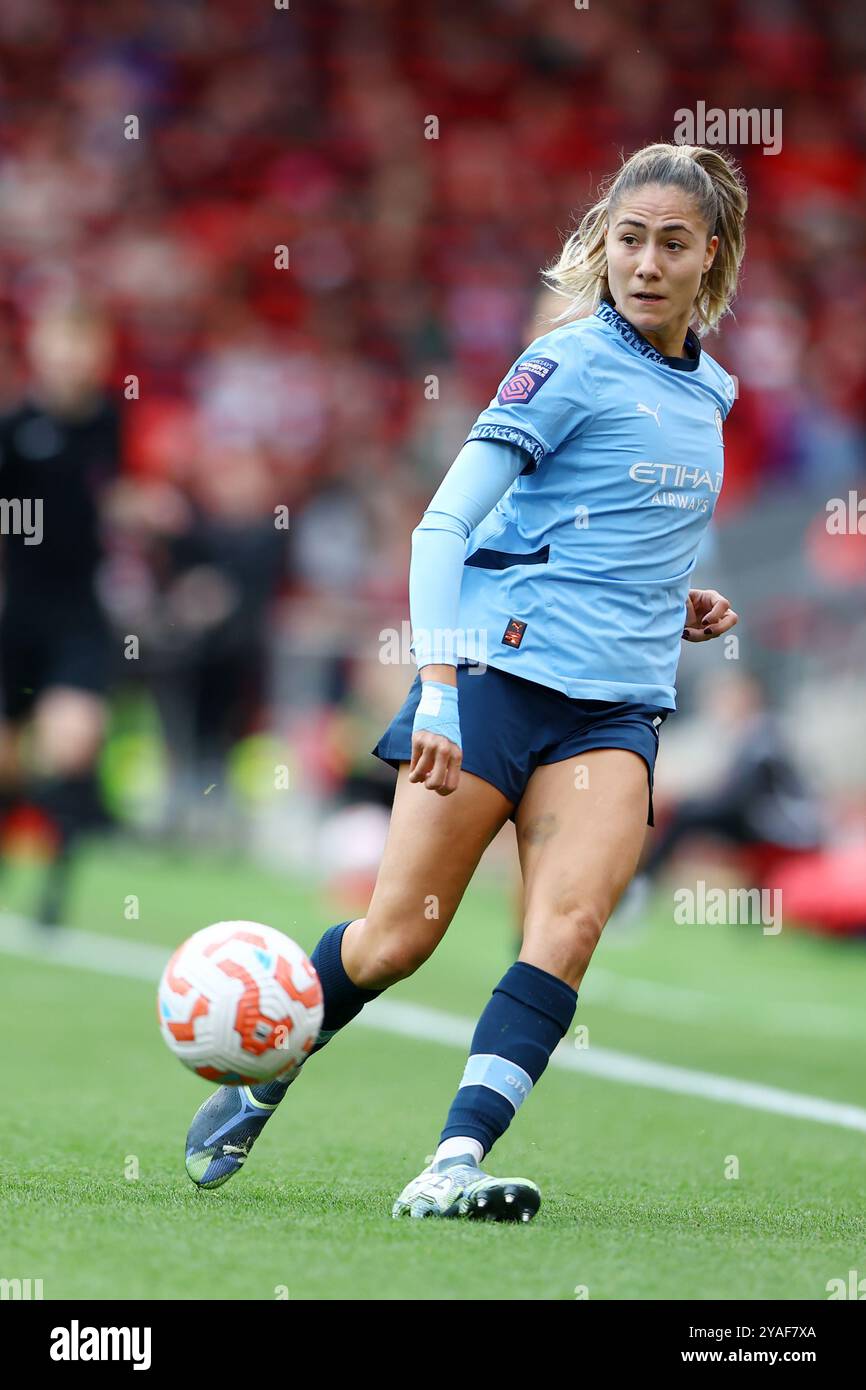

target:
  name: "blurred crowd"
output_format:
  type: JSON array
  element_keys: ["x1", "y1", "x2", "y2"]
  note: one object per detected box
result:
[
  {"x1": 0, "y1": 0, "x2": 864, "y2": 904},
  {"x1": 1, "y1": 2, "x2": 864, "y2": 498}
]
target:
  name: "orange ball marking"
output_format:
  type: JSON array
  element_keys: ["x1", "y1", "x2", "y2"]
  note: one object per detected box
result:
[{"x1": 166, "y1": 991, "x2": 209, "y2": 1042}]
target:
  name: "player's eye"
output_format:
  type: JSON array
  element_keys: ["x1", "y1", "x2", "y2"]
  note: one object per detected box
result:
[
  {"x1": 621, "y1": 234, "x2": 640, "y2": 245},
  {"x1": 666, "y1": 241, "x2": 684, "y2": 251}
]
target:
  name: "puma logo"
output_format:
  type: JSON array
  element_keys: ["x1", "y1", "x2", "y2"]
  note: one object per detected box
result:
[{"x1": 636, "y1": 401, "x2": 662, "y2": 427}]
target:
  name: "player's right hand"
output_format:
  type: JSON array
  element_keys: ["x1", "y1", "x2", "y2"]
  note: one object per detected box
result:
[
  {"x1": 409, "y1": 677, "x2": 462, "y2": 794},
  {"x1": 408, "y1": 730, "x2": 462, "y2": 795}
]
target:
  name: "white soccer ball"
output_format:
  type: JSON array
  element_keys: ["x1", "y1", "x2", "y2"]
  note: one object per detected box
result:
[{"x1": 157, "y1": 921, "x2": 323, "y2": 1085}]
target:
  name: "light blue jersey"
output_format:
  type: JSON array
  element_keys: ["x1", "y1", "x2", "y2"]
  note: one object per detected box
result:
[{"x1": 429, "y1": 298, "x2": 736, "y2": 709}]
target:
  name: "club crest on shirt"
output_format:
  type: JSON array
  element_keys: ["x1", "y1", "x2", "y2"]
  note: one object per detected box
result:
[
  {"x1": 502, "y1": 617, "x2": 527, "y2": 648},
  {"x1": 498, "y1": 356, "x2": 559, "y2": 405}
]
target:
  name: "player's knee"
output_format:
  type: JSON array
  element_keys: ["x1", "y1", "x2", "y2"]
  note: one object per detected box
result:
[
  {"x1": 561, "y1": 904, "x2": 607, "y2": 958},
  {"x1": 360, "y1": 941, "x2": 434, "y2": 988},
  {"x1": 524, "y1": 903, "x2": 607, "y2": 979},
  {"x1": 34, "y1": 697, "x2": 104, "y2": 776},
  {"x1": 349, "y1": 915, "x2": 440, "y2": 988}
]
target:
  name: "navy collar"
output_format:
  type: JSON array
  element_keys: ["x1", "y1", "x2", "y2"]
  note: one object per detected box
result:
[{"x1": 594, "y1": 298, "x2": 701, "y2": 372}]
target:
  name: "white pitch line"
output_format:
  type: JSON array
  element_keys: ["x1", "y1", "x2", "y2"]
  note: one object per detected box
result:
[
  {"x1": 2, "y1": 914, "x2": 866, "y2": 1135},
  {"x1": 362, "y1": 1000, "x2": 866, "y2": 1134},
  {"x1": 585, "y1": 966, "x2": 866, "y2": 1041}
]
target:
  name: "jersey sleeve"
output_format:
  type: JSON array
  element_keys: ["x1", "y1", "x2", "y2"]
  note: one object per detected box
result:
[
  {"x1": 409, "y1": 437, "x2": 528, "y2": 669},
  {"x1": 464, "y1": 328, "x2": 596, "y2": 472},
  {"x1": 722, "y1": 368, "x2": 737, "y2": 419}
]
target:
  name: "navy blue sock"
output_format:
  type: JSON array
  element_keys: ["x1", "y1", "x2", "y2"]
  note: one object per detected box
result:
[
  {"x1": 252, "y1": 920, "x2": 382, "y2": 1104},
  {"x1": 439, "y1": 961, "x2": 577, "y2": 1157}
]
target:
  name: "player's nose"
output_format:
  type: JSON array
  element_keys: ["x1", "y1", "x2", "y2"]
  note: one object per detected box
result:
[
  {"x1": 635, "y1": 252, "x2": 662, "y2": 279},
  {"x1": 635, "y1": 242, "x2": 663, "y2": 278}
]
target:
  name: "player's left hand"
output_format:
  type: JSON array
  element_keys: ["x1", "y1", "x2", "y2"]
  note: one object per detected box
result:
[{"x1": 682, "y1": 588, "x2": 738, "y2": 642}]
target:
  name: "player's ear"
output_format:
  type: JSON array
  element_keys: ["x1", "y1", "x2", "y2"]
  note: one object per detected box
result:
[{"x1": 703, "y1": 234, "x2": 719, "y2": 273}]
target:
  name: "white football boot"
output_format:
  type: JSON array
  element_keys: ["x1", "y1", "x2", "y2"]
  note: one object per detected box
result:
[{"x1": 392, "y1": 1151, "x2": 541, "y2": 1222}]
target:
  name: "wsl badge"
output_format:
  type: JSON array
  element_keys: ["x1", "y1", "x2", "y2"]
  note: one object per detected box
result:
[{"x1": 498, "y1": 357, "x2": 559, "y2": 405}]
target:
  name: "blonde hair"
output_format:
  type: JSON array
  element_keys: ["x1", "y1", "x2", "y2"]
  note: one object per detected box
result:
[{"x1": 542, "y1": 142, "x2": 748, "y2": 335}]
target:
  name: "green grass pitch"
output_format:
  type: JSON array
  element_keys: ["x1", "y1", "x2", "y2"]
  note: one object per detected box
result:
[{"x1": 1, "y1": 840, "x2": 865, "y2": 1300}]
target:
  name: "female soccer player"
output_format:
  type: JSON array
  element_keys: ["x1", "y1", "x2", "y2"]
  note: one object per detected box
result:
[{"x1": 184, "y1": 142, "x2": 746, "y2": 1222}]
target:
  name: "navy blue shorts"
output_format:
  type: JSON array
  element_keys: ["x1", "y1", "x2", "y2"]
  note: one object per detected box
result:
[
  {"x1": 0, "y1": 599, "x2": 111, "y2": 721},
  {"x1": 371, "y1": 660, "x2": 669, "y2": 827}
]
